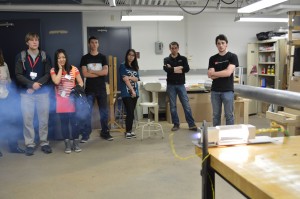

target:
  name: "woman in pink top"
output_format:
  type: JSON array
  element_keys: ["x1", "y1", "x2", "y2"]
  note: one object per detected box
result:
[{"x1": 50, "y1": 49, "x2": 83, "y2": 154}]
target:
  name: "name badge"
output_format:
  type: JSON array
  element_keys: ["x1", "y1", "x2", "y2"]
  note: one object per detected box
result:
[
  {"x1": 65, "y1": 74, "x2": 71, "y2": 80},
  {"x1": 61, "y1": 90, "x2": 66, "y2": 97},
  {"x1": 30, "y1": 72, "x2": 37, "y2": 80}
]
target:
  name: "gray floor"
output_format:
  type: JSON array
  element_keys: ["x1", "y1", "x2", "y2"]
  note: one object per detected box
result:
[{"x1": 0, "y1": 115, "x2": 270, "y2": 199}]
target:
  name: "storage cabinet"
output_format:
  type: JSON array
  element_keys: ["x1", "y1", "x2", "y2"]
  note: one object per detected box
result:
[{"x1": 247, "y1": 38, "x2": 286, "y2": 114}]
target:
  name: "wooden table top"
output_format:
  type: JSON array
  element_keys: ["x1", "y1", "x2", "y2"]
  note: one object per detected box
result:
[{"x1": 204, "y1": 136, "x2": 300, "y2": 199}]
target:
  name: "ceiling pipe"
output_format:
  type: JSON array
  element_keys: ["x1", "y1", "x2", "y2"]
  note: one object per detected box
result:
[{"x1": 0, "y1": 4, "x2": 237, "y2": 13}]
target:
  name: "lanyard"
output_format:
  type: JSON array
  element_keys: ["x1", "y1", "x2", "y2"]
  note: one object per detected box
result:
[{"x1": 27, "y1": 55, "x2": 40, "y2": 69}]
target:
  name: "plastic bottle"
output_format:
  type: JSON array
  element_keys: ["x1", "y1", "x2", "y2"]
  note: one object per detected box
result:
[
  {"x1": 267, "y1": 65, "x2": 271, "y2": 74},
  {"x1": 271, "y1": 66, "x2": 275, "y2": 75}
]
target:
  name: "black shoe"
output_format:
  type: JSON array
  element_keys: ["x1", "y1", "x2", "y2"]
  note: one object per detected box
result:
[
  {"x1": 41, "y1": 145, "x2": 52, "y2": 154},
  {"x1": 80, "y1": 138, "x2": 89, "y2": 143},
  {"x1": 171, "y1": 124, "x2": 180, "y2": 131},
  {"x1": 189, "y1": 125, "x2": 198, "y2": 131},
  {"x1": 80, "y1": 133, "x2": 90, "y2": 143},
  {"x1": 25, "y1": 147, "x2": 35, "y2": 156},
  {"x1": 0, "y1": 151, "x2": 2, "y2": 157},
  {"x1": 10, "y1": 146, "x2": 26, "y2": 154},
  {"x1": 100, "y1": 132, "x2": 114, "y2": 141}
]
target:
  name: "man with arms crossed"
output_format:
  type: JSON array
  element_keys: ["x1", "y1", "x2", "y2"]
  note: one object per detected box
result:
[
  {"x1": 80, "y1": 36, "x2": 113, "y2": 141},
  {"x1": 208, "y1": 34, "x2": 239, "y2": 127},
  {"x1": 163, "y1": 41, "x2": 197, "y2": 131}
]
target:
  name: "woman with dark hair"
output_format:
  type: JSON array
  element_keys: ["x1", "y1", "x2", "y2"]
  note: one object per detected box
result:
[
  {"x1": 119, "y1": 49, "x2": 140, "y2": 139},
  {"x1": 50, "y1": 49, "x2": 84, "y2": 153},
  {"x1": 0, "y1": 48, "x2": 25, "y2": 156}
]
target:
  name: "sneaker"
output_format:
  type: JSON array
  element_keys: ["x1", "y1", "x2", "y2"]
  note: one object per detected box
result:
[
  {"x1": 80, "y1": 138, "x2": 88, "y2": 143},
  {"x1": 64, "y1": 139, "x2": 72, "y2": 154},
  {"x1": 189, "y1": 125, "x2": 198, "y2": 131},
  {"x1": 72, "y1": 139, "x2": 82, "y2": 153},
  {"x1": 10, "y1": 146, "x2": 26, "y2": 154},
  {"x1": 130, "y1": 132, "x2": 137, "y2": 138},
  {"x1": 80, "y1": 134, "x2": 89, "y2": 143},
  {"x1": 125, "y1": 132, "x2": 132, "y2": 139},
  {"x1": 171, "y1": 124, "x2": 180, "y2": 131},
  {"x1": 41, "y1": 145, "x2": 52, "y2": 154},
  {"x1": 100, "y1": 133, "x2": 114, "y2": 141},
  {"x1": 25, "y1": 146, "x2": 35, "y2": 156}
]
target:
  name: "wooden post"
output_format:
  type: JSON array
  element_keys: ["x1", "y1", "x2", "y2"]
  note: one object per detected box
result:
[{"x1": 108, "y1": 55, "x2": 125, "y2": 133}]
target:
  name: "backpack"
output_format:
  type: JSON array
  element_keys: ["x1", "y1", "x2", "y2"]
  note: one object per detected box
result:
[{"x1": 20, "y1": 50, "x2": 47, "y2": 70}]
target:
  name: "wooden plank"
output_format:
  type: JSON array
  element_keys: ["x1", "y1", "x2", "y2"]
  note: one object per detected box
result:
[
  {"x1": 288, "y1": 40, "x2": 300, "y2": 46},
  {"x1": 266, "y1": 111, "x2": 300, "y2": 124}
]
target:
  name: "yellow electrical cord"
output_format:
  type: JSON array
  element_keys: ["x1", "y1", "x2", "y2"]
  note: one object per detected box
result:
[
  {"x1": 169, "y1": 133, "x2": 198, "y2": 160},
  {"x1": 256, "y1": 121, "x2": 289, "y2": 136}
]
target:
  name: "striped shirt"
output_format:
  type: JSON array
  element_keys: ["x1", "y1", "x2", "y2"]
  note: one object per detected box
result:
[{"x1": 50, "y1": 66, "x2": 80, "y2": 97}]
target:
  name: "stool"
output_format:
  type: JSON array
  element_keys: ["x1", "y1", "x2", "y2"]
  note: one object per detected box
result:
[{"x1": 137, "y1": 82, "x2": 164, "y2": 140}]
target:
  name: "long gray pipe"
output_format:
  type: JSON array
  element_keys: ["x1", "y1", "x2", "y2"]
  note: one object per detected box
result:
[{"x1": 204, "y1": 81, "x2": 300, "y2": 111}]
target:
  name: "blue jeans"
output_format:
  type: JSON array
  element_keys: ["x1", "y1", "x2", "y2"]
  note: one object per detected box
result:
[
  {"x1": 211, "y1": 91, "x2": 234, "y2": 127},
  {"x1": 86, "y1": 93, "x2": 109, "y2": 136},
  {"x1": 167, "y1": 84, "x2": 195, "y2": 127}
]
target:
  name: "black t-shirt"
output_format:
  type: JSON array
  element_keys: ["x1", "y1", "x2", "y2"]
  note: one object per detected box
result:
[
  {"x1": 208, "y1": 51, "x2": 239, "y2": 92},
  {"x1": 80, "y1": 53, "x2": 108, "y2": 94}
]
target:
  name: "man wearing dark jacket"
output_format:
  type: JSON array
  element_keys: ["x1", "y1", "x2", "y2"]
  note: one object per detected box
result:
[
  {"x1": 163, "y1": 41, "x2": 197, "y2": 131},
  {"x1": 15, "y1": 32, "x2": 52, "y2": 156}
]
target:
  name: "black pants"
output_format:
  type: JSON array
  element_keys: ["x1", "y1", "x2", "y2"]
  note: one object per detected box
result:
[
  {"x1": 86, "y1": 92, "x2": 109, "y2": 135},
  {"x1": 59, "y1": 112, "x2": 79, "y2": 140},
  {"x1": 122, "y1": 97, "x2": 138, "y2": 133}
]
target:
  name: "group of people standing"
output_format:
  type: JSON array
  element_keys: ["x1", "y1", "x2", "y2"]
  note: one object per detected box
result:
[
  {"x1": 163, "y1": 34, "x2": 238, "y2": 132},
  {"x1": 0, "y1": 32, "x2": 238, "y2": 157},
  {"x1": 0, "y1": 33, "x2": 115, "y2": 156}
]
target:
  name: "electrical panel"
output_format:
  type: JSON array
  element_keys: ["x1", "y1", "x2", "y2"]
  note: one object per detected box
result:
[{"x1": 155, "y1": 42, "x2": 163, "y2": 54}]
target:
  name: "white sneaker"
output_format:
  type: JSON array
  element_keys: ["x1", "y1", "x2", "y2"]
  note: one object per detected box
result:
[
  {"x1": 125, "y1": 132, "x2": 132, "y2": 139},
  {"x1": 130, "y1": 132, "x2": 137, "y2": 138}
]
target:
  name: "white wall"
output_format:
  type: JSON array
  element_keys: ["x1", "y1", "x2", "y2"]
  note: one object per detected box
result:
[{"x1": 82, "y1": 11, "x2": 287, "y2": 71}]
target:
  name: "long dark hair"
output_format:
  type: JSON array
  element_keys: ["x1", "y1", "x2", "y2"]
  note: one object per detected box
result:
[
  {"x1": 124, "y1": 49, "x2": 139, "y2": 71},
  {"x1": 54, "y1": 49, "x2": 71, "y2": 74},
  {"x1": 0, "y1": 48, "x2": 4, "y2": 66}
]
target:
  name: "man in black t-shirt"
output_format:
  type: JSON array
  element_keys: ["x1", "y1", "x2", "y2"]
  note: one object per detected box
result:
[
  {"x1": 80, "y1": 36, "x2": 113, "y2": 142},
  {"x1": 208, "y1": 34, "x2": 239, "y2": 127}
]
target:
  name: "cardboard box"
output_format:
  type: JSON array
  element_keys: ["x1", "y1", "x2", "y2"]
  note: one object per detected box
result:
[
  {"x1": 166, "y1": 92, "x2": 212, "y2": 123},
  {"x1": 288, "y1": 76, "x2": 300, "y2": 92}
]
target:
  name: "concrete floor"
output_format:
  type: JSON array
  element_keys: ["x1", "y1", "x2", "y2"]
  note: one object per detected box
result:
[{"x1": 0, "y1": 115, "x2": 270, "y2": 199}]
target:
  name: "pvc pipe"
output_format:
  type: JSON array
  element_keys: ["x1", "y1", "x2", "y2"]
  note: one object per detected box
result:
[{"x1": 204, "y1": 81, "x2": 300, "y2": 111}]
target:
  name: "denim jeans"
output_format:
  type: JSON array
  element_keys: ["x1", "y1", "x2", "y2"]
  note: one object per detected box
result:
[
  {"x1": 20, "y1": 93, "x2": 50, "y2": 147},
  {"x1": 86, "y1": 93, "x2": 109, "y2": 135},
  {"x1": 167, "y1": 84, "x2": 195, "y2": 127},
  {"x1": 211, "y1": 91, "x2": 234, "y2": 127}
]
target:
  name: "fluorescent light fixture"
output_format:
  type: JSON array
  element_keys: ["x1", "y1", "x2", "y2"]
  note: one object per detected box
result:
[
  {"x1": 235, "y1": 17, "x2": 288, "y2": 22},
  {"x1": 121, "y1": 15, "x2": 184, "y2": 21},
  {"x1": 238, "y1": 0, "x2": 288, "y2": 13}
]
